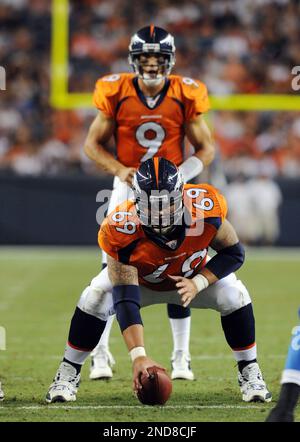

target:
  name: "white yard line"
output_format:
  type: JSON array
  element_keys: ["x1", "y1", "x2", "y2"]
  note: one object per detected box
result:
[
  {"x1": 0, "y1": 404, "x2": 267, "y2": 411},
  {"x1": 2, "y1": 354, "x2": 285, "y2": 360}
]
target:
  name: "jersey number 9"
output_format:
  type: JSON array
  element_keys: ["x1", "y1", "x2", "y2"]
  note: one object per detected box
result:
[{"x1": 136, "y1": 122, "x2": 166, "y2": 162}]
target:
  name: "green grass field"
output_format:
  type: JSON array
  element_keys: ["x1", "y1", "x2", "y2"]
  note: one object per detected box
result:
[{"x1": 0, "y1": 247, "x2": 299, "y2": 422}]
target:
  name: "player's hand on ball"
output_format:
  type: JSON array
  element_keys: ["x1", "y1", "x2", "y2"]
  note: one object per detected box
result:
[
  {"x1": 132, "y1": 356, "x2": 165, "y2": 393},
  {"x1": 117, "y1": 166, "x2": 136, "y2": 186},
  {"x1": 169, "y1": 275, "x2": 198, "y2": 307}
]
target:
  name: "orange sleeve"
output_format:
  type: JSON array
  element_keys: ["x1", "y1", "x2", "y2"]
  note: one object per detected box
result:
[
  {"x1": 98, "y1": 219, "x2": 120, "y2": 260},
  {"x1": 200, "y1": 183, "x2": 228, "y2": 222},
  {"x1": 92, "y1": 75, "x2": 121, "y2": 118},
  {"x1": 185, "y1": 183, "x2": 227, "y2": 222},
  {"x1": 98, "y1": 201, "x2": 140, "y2": 261},
  {"x1": 181, "y1": 78, "x2": 210, "y2": 121},
  {"x1": 215, "y1": 191, "x2": 228, "y2": 221}
]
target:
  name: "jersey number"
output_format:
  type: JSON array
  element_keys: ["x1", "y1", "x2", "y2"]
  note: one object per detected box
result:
[
  {"x1": 143, "y1": 249, "x2": 207, "y2": 283},
  {"x1": 186, "y1": 188, "x2": 214, "y2": 211},
  {"x1": 136, "y1": 122, "x2": 166, "y2": 162},
  {"x1": 112, "y1": 211, "x2": 136, "y2": 235}
]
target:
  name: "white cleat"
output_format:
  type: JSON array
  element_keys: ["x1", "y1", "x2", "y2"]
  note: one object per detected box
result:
[
  {"x1": 0, "y1": 382, "x2": 4, "y2": 401},
  {"x1": 171, "y1": 350, "x2": 194, "y2": 381},
  {"x1": 46, "y1": 362, "x2": 80, "y2": 403},
  {"x1": 238, "y1": 362, "x2": 272, "y2": 403},
  {"x1": 89, "y1": 345, "x2": 115, "y2": 380}
]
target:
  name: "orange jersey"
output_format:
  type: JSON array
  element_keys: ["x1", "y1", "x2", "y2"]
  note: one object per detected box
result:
[
  {"x1": 93, "y1": 73, "x2": 210, "y2": 168},
  {"x1": 98, "y1": 183, "x2": 227, "y2": 291}
]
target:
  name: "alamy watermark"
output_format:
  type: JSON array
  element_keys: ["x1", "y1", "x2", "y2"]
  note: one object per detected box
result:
[
  {"x1": 96, "y1": 187, "x2": 211, "y2": 237},
  {"x1": 291, "y1": 66, "x2": 300, "y2": 91}
]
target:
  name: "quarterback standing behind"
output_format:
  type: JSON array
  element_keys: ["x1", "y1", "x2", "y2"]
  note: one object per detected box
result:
[
  {"x1": 84, "y1": 25, "x2": 214, "y2": 381},
  {"x1": 46, "y1": 158, "x2": 271, "y2": 403}
]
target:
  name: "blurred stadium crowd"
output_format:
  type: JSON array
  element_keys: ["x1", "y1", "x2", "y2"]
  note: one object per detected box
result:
[{"x1": 0, "y1": 0, "x2": 299, "y2": 178}]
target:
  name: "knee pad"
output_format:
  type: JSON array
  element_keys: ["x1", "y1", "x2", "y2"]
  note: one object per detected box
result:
[
  {"x1": 217, "y1": 278, "x2": 252, "y2": 316},
  {"x1": 77, "y1": 285, "x2": 114, "y2": 321}
]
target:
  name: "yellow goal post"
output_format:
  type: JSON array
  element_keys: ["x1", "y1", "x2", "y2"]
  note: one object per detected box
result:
[{"x1": 50, "y1": 0, "x2": 300, "y2": 111}]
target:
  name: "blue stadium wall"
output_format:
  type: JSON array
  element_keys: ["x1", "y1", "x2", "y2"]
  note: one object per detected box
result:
[{"x1": 0, "y1": 175, "x2": 299, "y2": 246}]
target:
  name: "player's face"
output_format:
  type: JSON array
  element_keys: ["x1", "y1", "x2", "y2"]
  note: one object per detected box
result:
[
  {"x1": 137, "y1": 191, "x2": 183, "y2": 234},
  {"x1": 137, "y1": 53, "x2": 168, "y2": 86},
  {"x1": 151, "y1": 203, "x2": 177, "y2": 234},
  {"x1": 139, "y1": 54, "x2": 167, "y2": 76}
]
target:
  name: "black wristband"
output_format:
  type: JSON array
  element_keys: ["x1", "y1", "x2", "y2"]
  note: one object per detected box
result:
[{"x1": 205, "y1": 242, "x2": 245, "y2": 280}]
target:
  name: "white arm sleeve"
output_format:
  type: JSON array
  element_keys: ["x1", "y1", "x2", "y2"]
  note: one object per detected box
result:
[{"x1": 178, "y1": 156, "x2": 204, "y2": 183}]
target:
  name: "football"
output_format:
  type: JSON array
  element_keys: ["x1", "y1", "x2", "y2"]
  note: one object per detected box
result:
[{"x1": 137, "y1": 366, "x2": 172, "y2": 406}]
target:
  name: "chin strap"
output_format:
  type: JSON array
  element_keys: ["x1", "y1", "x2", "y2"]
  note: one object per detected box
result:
[{"x1": 140, "y1": 75, "x2": 165, "y2": 87}]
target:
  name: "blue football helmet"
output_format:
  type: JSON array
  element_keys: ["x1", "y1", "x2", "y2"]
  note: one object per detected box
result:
[
  {"x1": 128, "y1": 25, "x2": 176, "y2": 86},
  {"x1": 132, "y1": 157, "x2": 184, "y2": 236}
]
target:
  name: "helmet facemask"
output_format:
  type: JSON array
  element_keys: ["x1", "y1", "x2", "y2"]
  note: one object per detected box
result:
[
  {"x1": 128, "y1": 26, "x2": 176, "y2": 87},
  {"x1": 133, "y1": 183, "x2": 184, "y2": 236},
  {"x1": 132, "y1": 157, "x2": 184, "y2": 238},
  {"x1": 129, "y1": 52, "x2": 175, "y2": 87}
]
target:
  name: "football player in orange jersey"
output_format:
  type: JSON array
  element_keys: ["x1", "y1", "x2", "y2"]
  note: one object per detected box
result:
[
  {"x1": 46, "y1": 158, "x2": 271, "y2": 404},
  {"x1": 84, "y1": 25, "x2": 215, "y2": 380}
]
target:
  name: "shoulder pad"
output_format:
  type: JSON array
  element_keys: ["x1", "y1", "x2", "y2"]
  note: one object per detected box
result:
[
  {"x1": 184, "y1": 183, "x2": 227, "y2": 222},
  {"x1": 169, "y1": 75, "x2": 210, "y2": 117},
  {"x1": 171, "y1": 75, "x2": 207, "y2": 100},
  {"x1": 94, "y1": 73, "x2": 131, "y2": 98},
  {"x1": 93, "y1": 73, "x2": 135, "y2": 116},
  {"x1": 98, "y1": 201, "x2": 142, "y2": 260},
  {"x1": 106, "y1": 200, "x2": 139, "y2": 229}
]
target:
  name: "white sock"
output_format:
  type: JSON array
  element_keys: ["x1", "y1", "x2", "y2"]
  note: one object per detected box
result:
[
  {"x1": 102, "y1": 250, "x2": 107, "y2": 266},
  {"x1": 281, "y1": 369, "x2": 300, "y2": 386},
  {"x1": 96, "y1": 315, "x2": 115, "y2": 349},
  {"x1": 232, "y1": 343, "x2": 257, "y2": 362},
  {"x1": 169, "y1": 317, "x2": 191, "y2": 354},
  {"x1": 64, "y1": 342, "x2": 91, "y2": 365}
]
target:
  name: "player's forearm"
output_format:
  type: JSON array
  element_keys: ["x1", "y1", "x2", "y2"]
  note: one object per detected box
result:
[
  {"x1": 180, "y1": 116, "x2": 215, "y2": 182},
  {"x1": 179, "y1": 156, "x2": 204, "y2": 182},
  {"x1": 198, "y1": 267, "x2": 218, "y2": 285},
  {"x1": 179, "y1": 144, "x2": 214, "y2": 183},
  {"x1": 192, "y1": 120, "x2": 215, "y2": 167},
  {"x1": 192, "y1": 220, "x2": 244, "y2": 292},
  {"x1": 204, "y1": 242, "x2": 245, "y2": 280},
  {"x1": 185, "y1": 115, "x2": 215, "y2": 167},
  {"x1": 193, "y1": 140, "x2": 215, "y2": 167},
  {"x1": 110, "y1": 256, "x2": 144, "y2": 349},
  {"x1": 83, "y1": 111, "x2": 124, "y2": 177},
  {"x1": 198, "y1": 220, "x2": 245, "y2": 282},
  {"x1": 123, "y1": 324, "x2": 145, "y2": 351},
  {"x1": 191, "y1": 244, "x2": 244, "y2": 296},
  {"x1": 84, "y1": 141, "x2": 123, "y2": 177}
]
